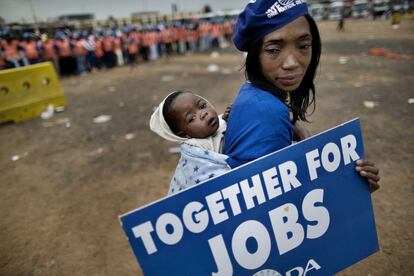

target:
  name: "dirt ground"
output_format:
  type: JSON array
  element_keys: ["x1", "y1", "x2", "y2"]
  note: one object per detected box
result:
[{"x1": 1, "y1": 19, "x2": 413, "y2": 276}]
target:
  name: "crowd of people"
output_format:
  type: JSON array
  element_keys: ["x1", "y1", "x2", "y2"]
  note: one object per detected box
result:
[{"x1": 0, "y1": 20, "x2": 236, "y2": 75}]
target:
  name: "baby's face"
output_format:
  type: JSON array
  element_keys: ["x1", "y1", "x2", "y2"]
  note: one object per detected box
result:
[{"x1": 171, "y1": 92, "x2": 219, "y2": 139}]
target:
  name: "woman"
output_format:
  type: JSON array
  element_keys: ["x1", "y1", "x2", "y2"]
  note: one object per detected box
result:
[{"x1": 224, "y1": 0, "x2": 380, "y2": 191}]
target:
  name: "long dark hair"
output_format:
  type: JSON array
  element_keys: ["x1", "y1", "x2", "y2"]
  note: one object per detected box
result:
[{"x1": 245, "y1": 14, "x2": 321, "y2": 123}]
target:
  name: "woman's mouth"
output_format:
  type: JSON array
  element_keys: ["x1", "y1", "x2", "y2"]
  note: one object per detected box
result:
[{"x1": 277, "y1": 74, "x2": 302, "y2": 86}]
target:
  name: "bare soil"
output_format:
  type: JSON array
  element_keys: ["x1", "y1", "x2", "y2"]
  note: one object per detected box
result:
[{"x1": 1, "y1": 19, "x2": 413, "y2": 276}]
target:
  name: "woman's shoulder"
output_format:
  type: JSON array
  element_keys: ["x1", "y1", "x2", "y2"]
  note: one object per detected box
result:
[{"x1": 235, "y1": 83, "x2": 288, "y2": 115}]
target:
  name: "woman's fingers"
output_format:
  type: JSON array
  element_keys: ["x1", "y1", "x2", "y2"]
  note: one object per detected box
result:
[
  {"x1": 355, "y1": 159, "x2": 380, "y2": 193},
  {"x1": 360, "y1": 170, "x2": 381, "y2": 182},
  {"x1": 368, "y1": 179, "x2": 380, "y2": 193}
]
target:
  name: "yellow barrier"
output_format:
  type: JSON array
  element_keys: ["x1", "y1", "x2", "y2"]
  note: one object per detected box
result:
[{"x1": 0, "y1": 62, "x2": 67, "y2": 123}]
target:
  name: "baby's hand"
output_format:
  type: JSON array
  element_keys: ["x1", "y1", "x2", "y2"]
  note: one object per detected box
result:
[{"x1": 223, "y1": 104, "x2": 232, "y2": 121}]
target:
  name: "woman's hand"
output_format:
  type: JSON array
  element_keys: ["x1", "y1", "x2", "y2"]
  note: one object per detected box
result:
[
  {"x1": 355, "y1": 160, "x2": 380, "y2": 193},
  {"x1": 293, "y1": 121, "x2": 311, "y2": 141}
]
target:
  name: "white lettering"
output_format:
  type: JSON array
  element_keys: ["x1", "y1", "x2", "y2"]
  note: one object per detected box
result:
[
  {"x1": 232, "y1": 220, "x2": 271, "y2": 270},
  {"x1": 263, "y1": 167, "x2": 282, "y2": 200},
  {"x1": 302, "y1": 189, "x2": 330, "y2": 239},
  {"x1": 206, "y1": 191, "x2": 229, "y2": 225},
  {"x1": 279, "y1": 161, "x2": 302, "y2": 192},
  {"x1": 321, "y1": 142, "x2": 341, "y2": 173},
  {"x1": 240, "y1": 174, "x2": 266, "y2": 210},
  {"x1": 306, "y1": 149, "x2": 321, "y2": 181},
  {"x1": 132, "y1": 221, "x2": 157, "y2": 254},
  {"x1": 269, "y1": 203, "x2": 305, "y2": 255},
  {"x1": 182, "y1": 201, "x2": 209, "y2": 234},
  {"x1": 209, "y1": 235, "x2": 233, "y2": 276},
  {"x1": 155, "y1": 213, "x2": 184, "y2": 245},
  {"x1": 221, "y1": 183, "x2": 242, "y2": 216},
  {"x1": 340, "y1": 134, "x2": 360, "y2": 165}
]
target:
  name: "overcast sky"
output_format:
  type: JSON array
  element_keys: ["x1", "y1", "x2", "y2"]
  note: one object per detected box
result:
[{"x1": 0, "y1": 0, "x2": 247, "y2": 23}]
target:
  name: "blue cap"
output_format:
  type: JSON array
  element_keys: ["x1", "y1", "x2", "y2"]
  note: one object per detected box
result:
[{"x1": 233, "y1": 0, "x2": 309, "y2": 52}]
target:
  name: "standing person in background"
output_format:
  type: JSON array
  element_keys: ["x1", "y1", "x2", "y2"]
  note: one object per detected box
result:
[
  {"x1": 177, "y1": 25, "x2": 187, "y2": 55},
  {"x1": 94, "y1": 35, "x2": 104, "y2": 70},
  {"x1": 148, "y1": 28, "x2": 159, "y2": 61},
  {"x1": 55, "y1": 32, "x2": 75, "y2": 76},
  {"x1": 210, "y1": 22, "x2": 222, "y2": 49},
  {"x1": 140, "y1": 29, "x2": 150, "y2": 62},
  {"x1": 102, "y1": 32, "x2": 116, "y2": 68},
  {"x1": 187, "y1": 26, "x2": 199, "y2": 53},
  {"x1": 82, "y1": 34, "x2": 97, "y2": 71},
  {"x1": 41, "y1": 34, "x2": 58, "y2": 71},
  {"x1": 127, "y1": 30, "x2": 139, "y2": 66},
  {"x1": 114, "y1": 31, "x2": 124, "y2": 66},
  {"x1": 1, "y1": 33, "x2": 23, "y2": 68},
  {"x1": 20, "y1": 33, "x2": 42, "y2": 65},
  {"x1": 72, "y1": 32, "x2": 87, "y2": 75},
  {"x1": 224, "y1": 0, "x2": 380, "y2": 191},
  {"x1": 337, "y1": 7, "x2": 345, "y2": 32}
]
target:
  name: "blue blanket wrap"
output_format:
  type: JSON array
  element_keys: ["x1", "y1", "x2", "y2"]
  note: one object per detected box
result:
[{"x1": 168, "y1": 144, "x2": 231, "y2": 194}]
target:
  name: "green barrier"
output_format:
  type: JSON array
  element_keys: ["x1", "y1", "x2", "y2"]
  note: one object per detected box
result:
[{"x1": 0, "y1": 62, "x2": 67, "y2": 123}]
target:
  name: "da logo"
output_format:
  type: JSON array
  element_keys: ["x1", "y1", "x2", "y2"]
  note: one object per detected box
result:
[
  {"x1": 279, "y1": 0, "x2": 292, "y2": 6},
  {"x1": 253, "y1": 269, "x2": 282, "y2": 276},
  {"x1": 253, "y1": 259, "x2": 321, "y2": 276}
]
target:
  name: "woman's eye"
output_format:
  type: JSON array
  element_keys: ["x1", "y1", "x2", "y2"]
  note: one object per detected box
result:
[
  {"x1": 265, "y1": 48, "x2": 280, "y2": 54},
  {"x1": 299, "y1": 44, "x2": 312, "y2": 50}
]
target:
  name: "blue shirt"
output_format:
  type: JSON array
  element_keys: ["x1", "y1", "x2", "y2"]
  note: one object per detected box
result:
[{"x1": 224, "y1": 83, "x2": 293, "y2": 168}]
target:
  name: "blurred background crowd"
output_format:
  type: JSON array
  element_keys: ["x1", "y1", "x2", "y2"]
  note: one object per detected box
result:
[
  {"x1": 0, "y1": 20, "x2": 236, "y2": 76},
  {"x1": 1, "y1": 0, "x2": 412, "y2": 75}
]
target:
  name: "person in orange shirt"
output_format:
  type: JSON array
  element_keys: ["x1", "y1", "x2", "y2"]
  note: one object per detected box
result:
[
  {"x1": 113, "y1": 31, "x2": 124, "y2": 66},
  {"x1": 177, "y1": 25, "x2": 187, "y2": 55},
  {"x1": 0, "y1": 45, "x2": 6, "y2": 70},
  {"x1": 102, "y1": 32, "x2": 116, "y2": 68},
  {"x1": 162, "y1": 26, "x2": 174, "y2": 57},
  {"x1": 0, "y1": 33, "x2": 24, "y2": 68},
  {"x1": 127, "y1": 30, "x2": 139, "y2": 65},
  {"x1": 93, "y1": 35, "x2": 104, "y2": 69},
  {"x1": 41, "y1": 34, "x2": 58, "y2": 71},
  {"x1": 187, "y1": 26, "x2": 199, "y2": 53},
  {"x1": 210, "y1": 23, "x2": 223, "y2": 49},
  {"x1": 148, "y1": 29, "x2": 159, "y2": 61},
  {"x1": 72, "y1": 32, "x2": 87, "y2": 75},
  {"x1": 140, "y1": 29, "x2": 150, "y2": 62},
  {"x1": 55, "y1": 32, "x2": 76, "y2": 76},
  {"x1": 198, "y1": 22, "x2": 211, "y2": 52}
]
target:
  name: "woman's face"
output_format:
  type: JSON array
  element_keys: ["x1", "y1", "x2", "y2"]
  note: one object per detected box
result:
[{"x1": 259, "y1": 16, "x2": 312, "y2": 92}]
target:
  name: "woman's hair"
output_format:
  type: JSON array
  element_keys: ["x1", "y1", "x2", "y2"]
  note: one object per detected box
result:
[
  {"x1": 163, "y1": 90, "x2": 184, "y2": 135},
  {"x1": 245, "y1": 14, "x2": 321, "y2": 123}
]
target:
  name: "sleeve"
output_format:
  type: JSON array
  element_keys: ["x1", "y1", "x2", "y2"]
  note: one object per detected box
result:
[{"x1": 224, "y1": 91, "x2": 293, "y2": 168}]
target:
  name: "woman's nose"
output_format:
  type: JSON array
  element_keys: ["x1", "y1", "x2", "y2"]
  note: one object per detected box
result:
[{"x1": 282, "y1": 51, "x2": 300, "y2": 70}]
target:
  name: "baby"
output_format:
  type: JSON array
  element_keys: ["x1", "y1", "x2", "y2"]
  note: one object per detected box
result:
[{"x1": 150, "y1": 91, "x2": 231, "y2": 194}]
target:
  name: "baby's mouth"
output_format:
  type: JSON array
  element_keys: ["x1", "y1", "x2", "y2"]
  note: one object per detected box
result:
[{"x1": 208, "y1": 117, "x2": 217, "y2": 127}]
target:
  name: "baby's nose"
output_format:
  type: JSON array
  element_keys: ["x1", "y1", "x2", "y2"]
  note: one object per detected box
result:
[{"x1": 199, "y1": 110, "x2": 208, "y2": 120}]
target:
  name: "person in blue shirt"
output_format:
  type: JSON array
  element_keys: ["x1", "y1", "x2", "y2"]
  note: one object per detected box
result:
[{"x1": 224, "y1": 0, "x2": 380, "y2": 192}]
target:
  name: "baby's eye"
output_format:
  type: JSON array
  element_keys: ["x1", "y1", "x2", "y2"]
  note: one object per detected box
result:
[
  {"x1": 200, "y1": 102, "x2": 207, "y2": 108},
  {"x1": 188, "y1": 114, "x2": 196, "y2": 123}
]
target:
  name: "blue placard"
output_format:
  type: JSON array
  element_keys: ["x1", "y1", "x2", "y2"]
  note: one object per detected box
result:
[{"x1": 120, "y1": 119, "x2": 379, "y2": 276}]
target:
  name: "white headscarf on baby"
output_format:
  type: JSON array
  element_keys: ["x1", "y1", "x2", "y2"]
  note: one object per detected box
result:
[
  {"x1": 149, "y1": 92, "x2": 226, "y2": 152},
  {"x1": 150, "y1": 92, "x2": 188, "y2": 143}
]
